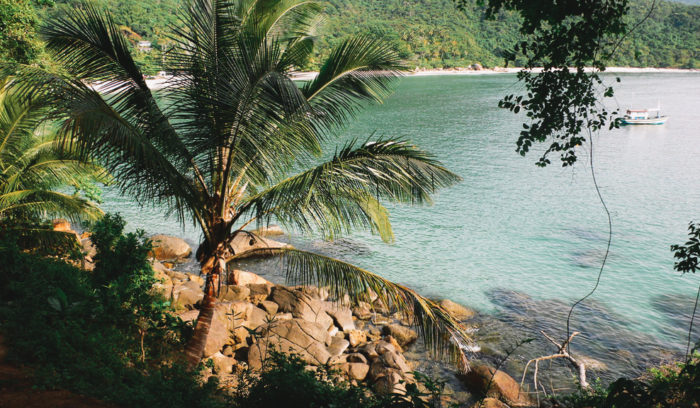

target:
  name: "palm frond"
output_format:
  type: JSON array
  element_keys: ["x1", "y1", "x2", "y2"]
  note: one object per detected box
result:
[
  {"x1": 237, "y1": 139, "x2": 461, "y2": 241},
  {"x1": 229, "y1": 247, "x2": 473, "y2": 369},
  {"x1": 302, "y1": 35, "x2": 406, "y2": 131}
]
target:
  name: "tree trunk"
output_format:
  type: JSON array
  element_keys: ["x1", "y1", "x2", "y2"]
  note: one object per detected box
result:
[{"x1": 184, "y1": 254, "x2": 226, "y2": 368}]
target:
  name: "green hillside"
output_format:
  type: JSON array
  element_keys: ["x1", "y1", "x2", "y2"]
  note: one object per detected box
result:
[{"x1": 34, "y1": 0, "x2": 700, "y2": 71}]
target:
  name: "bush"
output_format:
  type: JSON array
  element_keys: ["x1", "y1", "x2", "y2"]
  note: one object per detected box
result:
[{"x1": 0, "y1": 213, "x2": 222, "y2": 408}]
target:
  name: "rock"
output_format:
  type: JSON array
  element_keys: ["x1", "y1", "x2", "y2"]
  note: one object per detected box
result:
[
  {"x1": 352, "y1": 302, "x2": 373, "y2": 320},
  {"x1": 270, "y1": 286, "x2": 333, "y2": 330},
  {"x1": 52, "y1": 218, "x2": 72, "y2": 232},
  {"x1": 326, "y1": 306, "x2": 355, "y2": 332},
  {"x1": 187, "y1": 274, "x2": 205, "y2": 286},
  {"x1": 229, "y1": 233, "x2": 292, "y2": 259},
  {"x1": 375, "y1": 340, "x2": 397, "y2": 355},
  {"x1": 359, "y1": 342, "x2": 379, "y2": 360},
  {"x1": 470, "y1": 63, "x2": 483, "y2": 70},
  {"x1": 178, "y1": 309, "x2": 199, "y2": 323},
  {"x1": 347, "y1": 330, "x2": 367, "y2": 347},
  {"x1": 202, "y1": 302, "x2": 247, "y2": 357},
  {"x1": 346, "y1": 353, "x2": 368, "y2": 364},
  {"x1": 379, "y1": 349, "x2": 411, "y2": 373},
  {"x1": 382, "y1": 324, "x2": 417, "y2": 347},
  {"x1": 150, "y1": 234, "x2": 192, "y2": 261},
  {"x1": 438, "y1": 299, "x2": 475, "y2": 320},
  {"x1": 385, "y1": 335, "x2": 404, "y2": 353},
  {"x1": 470, "y1": 398, "x2": 507, "y2": 408},
  {"x1": 339, "y1": 362, "x2": 370, "y2": 381},
  {"x1": 232, "y1": 270, "x2": 272, "y2": 286},
  {"x1": 251, "y1": 224, "x2": 284, "y2": 236},
  {"x1": 222, "y1": 345, "x2": 234, "y2": 357},
  {"x1": 209, "y1": 352, "x2": 235, "y2": 374},
  {"x1": 81, "y1": 237, "x2": 97, "y2": 259},
  {"x1": 170, "y1": 271, "x2": 188, "y2": 281},
  {"x1": 247, "y1": 318, "x2": 332, "y2": 370},
  {"x1": 328, "y1": 337, "x2": 349, "y2": 357},
  {"x1": 247, "y1": 283, "x2": 272, "y2": 302},
  {"x1": 219, "y1": 285, "x2": 250, "y2": 302},
  {"x1": 459, "y1": 364, "x2": 532, "y2": 407},
  {"x1": 369, "y1": 364, "x2": 405, "y2": 395},
  {"x1": 327, "y1": 326, "x2": 339, "y2": 337},
  {"x1": 245, "y1": 306, "x2": 269, "y2": 329},
  {"x1": 172, "y1": 286, "x2": 203, "y2": 309},
  {"x1": 152, "y1": 277, "x2": 173, "y2": 300},
  {"x1": 578, "y1": 355, "x2": 608, "y2": 371},
  {"x1": 258, "y1": 300, "x2": 278, "y2": 315}
]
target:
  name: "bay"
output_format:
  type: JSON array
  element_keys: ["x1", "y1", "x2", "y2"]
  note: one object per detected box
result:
[{"x1": 99, "y1": 72, "x2": 700, "y2": 379}]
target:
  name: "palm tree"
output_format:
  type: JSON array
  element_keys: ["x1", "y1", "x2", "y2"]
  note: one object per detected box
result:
[
  {"x1": 0, "y1": 77, "x2": 105, "y2": 250},
  {"x1": 18, "y1": 0, "x2": 471, "y2": 368}
]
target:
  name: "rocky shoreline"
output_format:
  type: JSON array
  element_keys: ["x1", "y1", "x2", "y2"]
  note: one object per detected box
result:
[{"x1": 140, "y1": 230, "x2": 538, "y2": 407}]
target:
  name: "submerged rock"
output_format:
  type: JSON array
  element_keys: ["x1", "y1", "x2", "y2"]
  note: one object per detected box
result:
[{"x1": 439, "y1": 299, "x2": 475, "y2": 320}]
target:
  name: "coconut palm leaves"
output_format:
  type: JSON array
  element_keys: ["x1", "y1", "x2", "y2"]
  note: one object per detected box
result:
[
  {"x1": 20, "y1": 0, "x2": 467, "y2": 368},
  {"x1": 0, "y1": 79, "x2": 106, "y2": 250}
]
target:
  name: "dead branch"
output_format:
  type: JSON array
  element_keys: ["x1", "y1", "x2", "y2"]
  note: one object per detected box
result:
[{"x1": 520, "y1": 330, "x2": 589, "y2": 400}]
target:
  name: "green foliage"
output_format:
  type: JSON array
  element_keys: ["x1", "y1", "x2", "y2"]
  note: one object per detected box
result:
[
  {"x1": 556, "y1": 351, "x2": 700, "y2": 407},
  {"x1": 0, "y1": 213, "x2": 223, "y2": 408},
  {"x1": 232, "y1": 350, "x2": 457, "y2": 408},
  {"x1": 0, "y1": 0, "x2": 42, "y2": 64},
  {"x1": 28, "y1": 0, "x2": 700, "y2": 72},
  {"x1": 0, "y1": 76, "x2": 106, "y2": 252}
]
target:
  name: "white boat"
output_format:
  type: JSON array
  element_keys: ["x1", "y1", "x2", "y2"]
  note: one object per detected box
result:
[{"x1": 621, "y1": 107, "x2": 669, "y2": 125}]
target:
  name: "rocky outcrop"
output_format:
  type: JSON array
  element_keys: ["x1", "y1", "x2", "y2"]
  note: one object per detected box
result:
[
  {"x1": 150, "y1": 235, "x2": 192, "y2": 261},
  {"x1": 459, "y1": 364, "x2": 533, "y2": 407},
  {"x1": 381, "y1": 324, "x2": 417, "y2": 347}
]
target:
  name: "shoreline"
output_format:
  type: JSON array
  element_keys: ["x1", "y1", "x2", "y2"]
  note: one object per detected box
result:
[{"x1": 145, "y1": 66, "x2": 699, "y2": 89}]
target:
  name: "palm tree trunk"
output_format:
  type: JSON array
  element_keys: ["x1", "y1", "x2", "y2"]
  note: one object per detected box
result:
[{"x1": 184, "y1": 254, "x2": 226, "y2": 368}]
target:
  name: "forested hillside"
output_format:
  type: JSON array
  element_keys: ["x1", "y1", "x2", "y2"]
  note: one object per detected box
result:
[{"x1": 21, "y1": 0, "x2": 700, "y2": 71}]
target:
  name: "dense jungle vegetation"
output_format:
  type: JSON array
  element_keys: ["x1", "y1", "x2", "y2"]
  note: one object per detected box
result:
[{"x1": 3, "y1": 0, "x2": 699, "y2": 71}]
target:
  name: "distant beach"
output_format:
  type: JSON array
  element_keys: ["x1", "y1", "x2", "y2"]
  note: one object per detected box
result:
[{"x1": 145, "y1": 66, "x2": 699, "y2": 89}]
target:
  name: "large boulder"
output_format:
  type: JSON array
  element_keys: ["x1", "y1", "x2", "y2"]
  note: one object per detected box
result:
[
  {"x1": 382, "y1": 324, "x2": 417, "y2": 347},
  {"x1": 231, "y1": 270, "x2": 272, "y2": 286},
  {"x1": 338, "y1": 362, "x2": 370, "y2": 381},
  {"x1": 247, "y1": 318, "x2": 332, "y2": 369},
  {"x1": 229, "y1": 233, "x2": 291, "y2": 259},
  {"x1": 201, "y1": 301, "x2": 251, "y2": 357},
  {"x1": 459, "y1": 364, "x2": 533, "y2": 407},
  {"x1": 150, "y1": 235, "x2": 192, "y2": 261},
  {"x1": 438, "y1": 299, "x2": 475, "y2": 320},
  {"x1": 270, "y1": 286, "x2": 333, "y2": 330},
  {"x1": 172, "y1": 285, "x2": 203, "y2": 309}
]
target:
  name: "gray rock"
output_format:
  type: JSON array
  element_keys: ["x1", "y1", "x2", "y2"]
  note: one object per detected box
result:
[{"x1": 247, "y1": 318, "x2": 332, "y2": 370}]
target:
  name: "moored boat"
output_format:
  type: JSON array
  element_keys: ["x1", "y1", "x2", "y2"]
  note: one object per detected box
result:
[{"x1": 621, "y1": 107, "x2": 669, "y2": 125}]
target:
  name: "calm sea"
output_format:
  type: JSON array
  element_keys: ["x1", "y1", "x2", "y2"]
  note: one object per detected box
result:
[{"x1": 99, "y1": 72, "x2": 700, "y2": 380}]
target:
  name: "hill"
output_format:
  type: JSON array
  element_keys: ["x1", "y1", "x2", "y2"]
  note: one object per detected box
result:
[{"x1": 36, "y1": 0, "x2": 700, "y2": 72}]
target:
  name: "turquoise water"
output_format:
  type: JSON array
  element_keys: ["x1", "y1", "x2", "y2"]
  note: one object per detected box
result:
[{"x1": 100, "y1": 73, "x2": 700, "y2": 361}]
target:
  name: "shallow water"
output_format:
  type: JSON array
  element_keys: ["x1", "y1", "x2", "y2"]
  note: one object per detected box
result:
[{"x1": 99, "y1": 72, "x2": 700, "y2": 381}]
